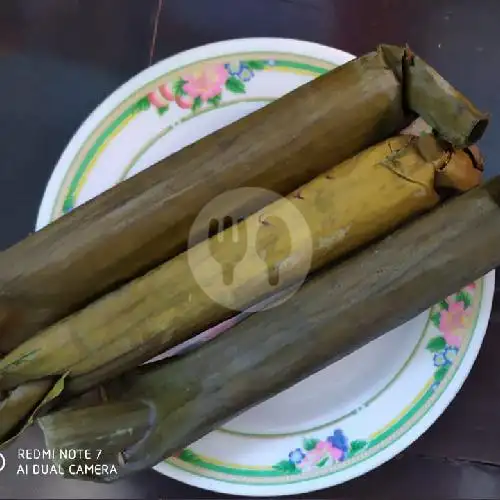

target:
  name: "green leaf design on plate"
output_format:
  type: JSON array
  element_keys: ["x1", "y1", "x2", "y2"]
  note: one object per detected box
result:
[
  {"x1": 316, "y1": 456, "x2": 329, "y2": 468},
  {"x1": 179, "y1": 449, "x2": 202, "y2": 464},
  {"x1": 349, "y1": 439, "x2": 368, "y2": 456},
  {"x1": 173, "y1": 78, "x2": 187, "y2": 97},
  {"x1": 273, "y1": 460, "x2": 299, "y2": 474},
  {"x1": 225, "y1": 76, "x2": 246, "y2": 94},
  {"x1": 439, "y1": 300, "x2": 449, "y2": 311},
  {"x1": 426, "y1": 336, "x2": 446, "y2": 353},
  {"x1": 246, "y1": 60, "x2": 266, "y2": 70},
  {"x1": 303, "y1": 438, "x2": 320, "y2": 451},
  {"x1": 192, "y1": 96, "x2": 203, "y2": 112},
  {"x1": 133, "y1": 96, "x2": 151, "y2": 113},
  {"x1": 456, "y1": 290, "x2": 472, "y2": 309},
  {"x1": 434, "y1": 365, "x2": 449, "y2": 383},
  {"x1": 430, "y1": 311, "x2": 441, "y2": 329},
  {"x1": 207, "y1": 93, "x2": 222, "y2": 107},
  {"x1": 157, "y1": 106, "x2": 168, "y2": 116}
]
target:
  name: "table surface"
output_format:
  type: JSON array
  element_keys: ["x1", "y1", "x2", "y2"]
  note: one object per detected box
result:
[{"x1": 0, "y1": 0, "x2": 500, "y2": 498}]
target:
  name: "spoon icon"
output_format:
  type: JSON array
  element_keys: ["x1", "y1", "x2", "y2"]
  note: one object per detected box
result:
[{"x1": 255, "y1": 215, "x2": 292, "y2": 287}]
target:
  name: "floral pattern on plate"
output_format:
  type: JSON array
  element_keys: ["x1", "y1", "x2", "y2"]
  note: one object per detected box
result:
[
  {"x1": 145, "y1": 59, "x2": 268, "y2": 115},
  {"x1": 273, "y1": 429, "x2": 368, "y2": 475},
  {"x1": 427, "y1": 283, "x2": 476, "y2": 389}
]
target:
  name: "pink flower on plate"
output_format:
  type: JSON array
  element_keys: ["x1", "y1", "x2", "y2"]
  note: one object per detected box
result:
[
  {"x1": 299, "y1": 450, "x2": 324, "y2": 472},
  {"x1": 147, "y1": 91, "x2": 166, "y2": 108},
  {"x1": 182, "y1": 64, "x2": 228, "y2": 100},
  {"x1": 316, "y1": 441, "x2": 343, "y2": 461},
  {"x1": 147, "y1": 83, "x2": 175, "y2": 109},
  {"x1": 329, "y1": 445, "x2": 344, "y2": 461},
  {"x1": 298, "y1": 441, "x2": 339, "y2": 472},
  {"x1": 159, "y1": 83, "x2": 175, "y2": 101},
  {"x1": 175, "y1": 95, "x2": 194, "y2": 109},
  {"x1": 439, "y1": 301, "x2": 473, "y2": 348}
]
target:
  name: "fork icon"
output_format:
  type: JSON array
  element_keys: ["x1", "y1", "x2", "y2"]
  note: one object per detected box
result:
[
  {"x1": 208, "y1": 216, "x2": 248, "y2": 286},
  {"x1": 255, "y1": 215, "x2": 292, "y2": 287}
]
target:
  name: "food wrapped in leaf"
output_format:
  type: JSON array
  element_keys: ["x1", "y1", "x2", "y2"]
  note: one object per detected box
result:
[
  {"x1": 0, "y1": 131, "x2": 483, "y2": 446},
  {"x1": 38, "y1": 175, "x2": 500, "y2": 482},
  {"x1": 0, "y1": 44, "x2": 488, "y2": 355},
  {"x1": 0, "y1": 133, "x2": 482, "y2": 392}
]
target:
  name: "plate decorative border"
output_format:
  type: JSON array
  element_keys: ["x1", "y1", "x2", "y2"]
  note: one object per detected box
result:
[{"x1": 55, "y1": 56, "x2": 331, "y2": 217}]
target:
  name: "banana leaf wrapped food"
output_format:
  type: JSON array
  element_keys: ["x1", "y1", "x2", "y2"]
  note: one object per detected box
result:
[
  {"x1": 0, "y1": 44, "x2": 488, "y2": 356},
  {"x1": 0, "y1": 133, "x2": 482, "y2": 389},
  {"x1": 38, "y1": 175, "x2": 500, "y2": 482},
  {"x1": 0, "y1": 131, "x2": 483, "y2": 445}
]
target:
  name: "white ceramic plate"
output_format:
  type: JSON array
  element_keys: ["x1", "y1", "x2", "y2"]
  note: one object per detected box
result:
[{"x1": 35, "y1": 38, "x2": 495, "y2": 497}]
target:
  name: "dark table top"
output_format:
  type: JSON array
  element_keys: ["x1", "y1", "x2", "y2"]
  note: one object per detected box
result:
[{"x1": 0, "y1": 0, "x2": 500, "y2": 498}]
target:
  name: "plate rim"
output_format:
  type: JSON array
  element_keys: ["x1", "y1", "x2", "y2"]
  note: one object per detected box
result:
[
  {"x1": 35, "y1": 37, "x2": 353, "y2": 231},
  {"x1": 34, "y1": 37, "x2": 496, "y2": 496}
]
